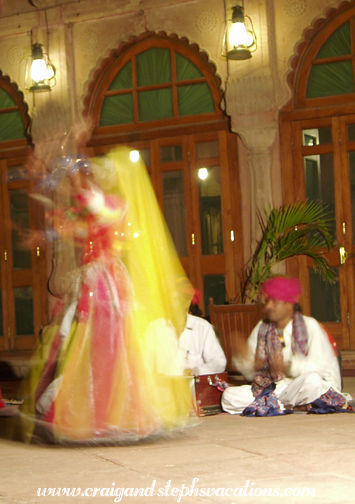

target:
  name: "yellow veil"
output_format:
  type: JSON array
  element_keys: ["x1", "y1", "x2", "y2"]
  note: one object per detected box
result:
[
  {"x1": 96, "y1": 146, "x2": 192, "y2": 332},
  {"x1": 22, "y1": 146, "x2": 195, "y2": 443}
]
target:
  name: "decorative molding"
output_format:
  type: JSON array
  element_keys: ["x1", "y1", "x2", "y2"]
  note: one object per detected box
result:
[
  {"x1": 283, "y1": 0, "x2": 307, "y2": 18},
  {"x1": 226, "y1": 76, "x2": 278, "y2": 115},
  {"x1": 235, "y1": 124, "x2": 277, "y2": 251},
  {"x1": 236, "y1": 124, "x2": 278, "y2": 152},
  {"x1": 196, "y1": 9, "x2": 218, "y2": 34},
  {"x1": 7, "y1": 45, "x2": 25, "y2": 66}
]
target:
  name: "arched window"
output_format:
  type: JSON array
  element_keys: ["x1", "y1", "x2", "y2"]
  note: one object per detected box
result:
[
  {"x1": 84, "y1": 32, "x2": 243, "y2": 314},
  {"x1": 281, "y1": 2, "x2": 355, "y2": 351},
  {"x1": 291, "y1": 4, "x2": 355, "y2": 108},
  {"x1": 0, "y1": 71, "x2": 30, "y2": 145},
  {"x1": 100, "y1": 47, "x2": 216, "y2": 126},
  {"x1": 84, "y1": 32, "x2": 224, "y2": 138},
  {"x1": 307, "y1": 21, "x2": 353, "y2": 98},
  {"x1": 0, "y1": 88, "x2": 27, "y2": 141}
]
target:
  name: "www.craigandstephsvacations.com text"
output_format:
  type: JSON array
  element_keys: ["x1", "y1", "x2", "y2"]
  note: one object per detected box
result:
[{"x1": 37, "y1": 479, "x2": 316, "y2": 501}]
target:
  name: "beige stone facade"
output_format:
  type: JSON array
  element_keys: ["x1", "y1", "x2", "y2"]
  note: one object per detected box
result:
[{"x1": 0, "y1": 0, "x2": 345, "y2": 259}]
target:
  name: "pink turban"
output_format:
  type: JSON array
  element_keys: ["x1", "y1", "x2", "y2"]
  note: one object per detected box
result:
[
  {"x1": 192, "y1": 288, "x2": 202, "y2": 305},
  {"x1": 261, "y1": 277, "x2": 301, "y2": 304}
]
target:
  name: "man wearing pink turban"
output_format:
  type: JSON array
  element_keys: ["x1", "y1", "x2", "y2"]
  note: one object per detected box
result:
[{"x1": 221, "y1": 277, "x2": 349, "y2": 416}]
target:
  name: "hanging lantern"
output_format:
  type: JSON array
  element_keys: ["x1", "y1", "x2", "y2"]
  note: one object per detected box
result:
[
  {"x1": 25, "y1": 43, "x2": 56, "y2": 92},
  {"x1": 222, "y1": 4, "x2": 257, "y2": 60}
]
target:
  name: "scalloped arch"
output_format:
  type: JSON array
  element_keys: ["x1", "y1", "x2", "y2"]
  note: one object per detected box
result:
[
  {"x1": 82, "y1": 31, "x2": 224, "y2": 131},
  {"x1": 285, "y1": 0, "x2": 355, "y2": 111},
  {"x1": 0, "y1": 70, "x2": 31, "y2": 145}
]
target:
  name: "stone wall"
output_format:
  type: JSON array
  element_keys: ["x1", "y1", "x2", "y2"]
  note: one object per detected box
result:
[{"x1": 0, "y1": 0, "x2": 347, "y2": 259}]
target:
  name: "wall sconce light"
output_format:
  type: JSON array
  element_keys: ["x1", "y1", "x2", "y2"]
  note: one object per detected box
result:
[
  {"x1": 198, "y1": 168, "x2": 208, "y2": 180},
  {"x1": 222, "y1": 3, "x2": 257, "y2": 60},
  {"x1": 25, "y1": 42, "x2": 56, "y2": 92}
]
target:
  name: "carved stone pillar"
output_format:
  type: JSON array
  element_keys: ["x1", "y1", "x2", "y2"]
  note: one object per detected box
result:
[{"x1": 236, "y1": 125, "x2": 277, "y2": 251}]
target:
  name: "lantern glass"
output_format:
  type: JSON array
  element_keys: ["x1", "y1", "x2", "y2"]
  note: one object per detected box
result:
[
  {"x1": 31, "y1": 58, "x2": 48, "y2": 82},
  {"x1": 229, "y1": 21, "x2": 249, "y2": 47}
]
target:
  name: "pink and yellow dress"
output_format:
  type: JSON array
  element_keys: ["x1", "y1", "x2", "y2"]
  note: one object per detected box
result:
[{"x1": 23, "y1": 147, "x2": 194, "y2": 444}]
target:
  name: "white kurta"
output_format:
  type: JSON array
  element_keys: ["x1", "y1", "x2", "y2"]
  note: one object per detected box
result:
[
  {"x1": 221, "y1": 315, "x2": 342, "y2": 414},
  {"x1": 146, "y1": 314, "x2": 227, "y2": 376},
  {"x1": 179, "y1": 314, "x2": 227, "y2": 375}
]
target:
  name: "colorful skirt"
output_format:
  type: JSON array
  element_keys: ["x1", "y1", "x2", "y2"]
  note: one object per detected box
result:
[{"x1": 22, "y1": 258, "x2": 193, "y2": 444}]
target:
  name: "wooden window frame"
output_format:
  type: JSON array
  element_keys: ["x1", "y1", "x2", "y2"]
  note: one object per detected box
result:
[{"x1": 84, "y1": 32, "x2": 225, "y2": 146}]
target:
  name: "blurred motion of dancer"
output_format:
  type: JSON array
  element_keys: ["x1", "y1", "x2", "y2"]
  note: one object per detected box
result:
[{"x1": 22, "y1": 146, "x2": 195, "y2": 444}]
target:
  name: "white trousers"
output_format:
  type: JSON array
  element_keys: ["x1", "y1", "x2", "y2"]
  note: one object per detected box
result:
[{"x1": 221, "y1": 372, "x2": 331, "y2": 415}]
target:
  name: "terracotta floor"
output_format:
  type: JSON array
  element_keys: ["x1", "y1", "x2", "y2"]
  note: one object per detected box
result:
[{"x1": 1, "y1": 377, "x2": 355, "y2": 504}]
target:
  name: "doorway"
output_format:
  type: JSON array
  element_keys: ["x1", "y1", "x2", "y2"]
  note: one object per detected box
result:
[{"x1": 0, "y1": 156, "x2": 47, "y2": 355}]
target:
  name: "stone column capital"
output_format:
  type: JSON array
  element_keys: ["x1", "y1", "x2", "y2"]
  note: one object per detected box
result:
[{"x1": 235, "y1": 124, "x2": 278, "y2": 153}]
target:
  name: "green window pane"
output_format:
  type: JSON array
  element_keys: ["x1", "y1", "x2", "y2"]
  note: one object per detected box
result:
[
  {"x1": 199, "y1": 166, "x2": 223, "y2": 256},
  {"x1": 7, "y1": 166, "x2": 29, "y2": 182},
  {"x1": 304, "y1": 158, "x2": 319, "y2": 201},
  {"x1": 309, "y1": 268, "x2": 340, "y2": 323},
  {"x1": 100, "y1": 94, "x2": 134, "y2": 126},
  {"x1": 160, "y1": 145, "x2": 183, "y2": 162},
  {"x1": 307, "y1": 61, "x2": 353, "y2": 98},
  {"x1": 0, "y1": 88, "x2": 17, "y2": 109},
  {"x1": 10, "y1": 189, "x2": 32, "y2": 269},
  {"x1": 302, "y1": 127, "x2": 332, "y2": 146},
  {"x1": 196, "y1": 141, "x2": 219, "y2": 159},
  {"x1": 108, "y1": 61, "x2": 132, "y2": 90},
  {"x1": 14, "y1": 287, "x2": 34, "y2": 335},
  {"x1": 316, "y1": 22, "x2": 351, "y2": 59},
  {"x1": 162, "y1": 170, "x2": 187, "y2": 257},
  {"x1": 138, "y1": 89, "x2": 173, "y2": 121},
  {"x1": 203, "y1": 275, "x2": 226, "y2": 316},
  {"x1": 0, "y1": 111, "x2": 26, "y2": 141},
  {"x1": 137, "y1": 148, "x2": 151, "y2": 166},
  {"x1": 304, "y1": 153, "x2": 336, "y2": 240},
  {"x1": 137, "y1": 48, "x2": 171, "y2": 86},
  {"x1": 178, "y1": 83, "x2": 215, "y2": 116},
  {"x1": 176, "y1": 53, "x2": 203, "y2": 81},
  {"x1": 347, "y1": 124, "x2": 355, "y2": 142}
]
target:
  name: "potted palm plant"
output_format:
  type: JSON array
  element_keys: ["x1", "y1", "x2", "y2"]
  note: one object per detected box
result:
[{"x1": 238, "y1": 199, "x2": 336, "y2": 304}]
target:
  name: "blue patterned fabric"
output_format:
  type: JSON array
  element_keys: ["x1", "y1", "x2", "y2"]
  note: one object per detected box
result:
[
  {"x1": 252, "y1": 312, "x2": 308, "y2": 396},
  {"x1": 242, "y1": 383, "x2": 293, "y2": 417},
  {"x1": 308, "y1": 387, "x2": 350, "y2": 414}
]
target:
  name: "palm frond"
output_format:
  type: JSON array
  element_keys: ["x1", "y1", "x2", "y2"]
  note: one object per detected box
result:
[{"x1": 239, "y1": 200, "x2": 336, "y2": 303}]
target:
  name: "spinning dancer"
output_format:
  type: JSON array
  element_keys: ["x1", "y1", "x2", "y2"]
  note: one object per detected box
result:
[{"x1": 23, "y1": 146, "x2": 194, "y2": 443}]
